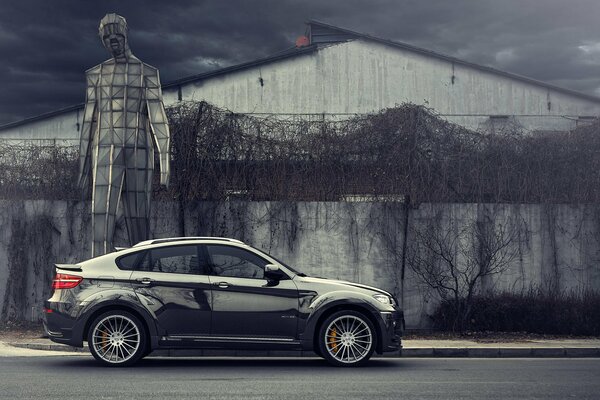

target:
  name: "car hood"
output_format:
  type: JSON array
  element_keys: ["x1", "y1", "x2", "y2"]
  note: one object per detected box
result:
[{"x1": 296, "y1": 276, "x2": 393, "y2": 297}]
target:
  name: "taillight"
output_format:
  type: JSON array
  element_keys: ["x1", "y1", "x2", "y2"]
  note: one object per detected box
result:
[{"x1": 52, "y1": 273, "x2": 83, "y2": 289}]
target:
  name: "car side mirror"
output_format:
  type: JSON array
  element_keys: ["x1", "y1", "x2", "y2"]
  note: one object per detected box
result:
[
  {"x1": 265, "y1": 264, "x2": 279, "y2": 272},
  {"x1": 264, "y1": 264, "x2": 284, "y2": 281}
]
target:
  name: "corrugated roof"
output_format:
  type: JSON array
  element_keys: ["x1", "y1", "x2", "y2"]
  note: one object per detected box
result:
[{"x1": 2, "y1": 20, "x2": 599, "y2": 131}]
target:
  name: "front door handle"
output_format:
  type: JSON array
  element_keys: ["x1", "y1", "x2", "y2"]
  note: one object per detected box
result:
[
  {"x1": 136, "y1": 277, "x2": 153, "y2": 285},
  {"x1": 213, "y1": 281, "x2": 231, "y2": 288}
]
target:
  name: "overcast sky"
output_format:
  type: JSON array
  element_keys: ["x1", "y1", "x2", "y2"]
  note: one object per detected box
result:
[{"x1": 1, "y1": 0, "x2": 599, "y2": 125}]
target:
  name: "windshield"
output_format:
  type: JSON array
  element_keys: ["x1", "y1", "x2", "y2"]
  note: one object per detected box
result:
[
  {"x1": 272, "y1": 255, "x2": 308, "y2": 277},
  {"x1": 252, "y1": 246, "x2": 308, "y2": 277}
]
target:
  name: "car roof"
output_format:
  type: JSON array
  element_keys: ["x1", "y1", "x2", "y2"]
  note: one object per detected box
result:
[{"x1": 132, "y1": 237, "x2": 245, "y2": 248}]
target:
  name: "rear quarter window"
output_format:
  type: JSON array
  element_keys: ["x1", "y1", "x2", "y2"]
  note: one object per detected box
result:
[{"x1": 116, "y1": 251, "x2": 145, "y2": 270}]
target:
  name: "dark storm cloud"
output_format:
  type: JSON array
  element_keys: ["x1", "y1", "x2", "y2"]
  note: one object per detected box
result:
[{"x1": 1, "y1": 0, "x2": 599, "y2": 125}]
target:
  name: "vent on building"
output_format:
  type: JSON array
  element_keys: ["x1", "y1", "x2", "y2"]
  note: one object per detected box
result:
[
  {"x1": 295, "y1": 35, "x2": 310, "y2": 48},
  {"x1": 484, "y1": 115, "x2": 523, "y2": 135},
  {"x1": 576, "y1": 116, "x2": 598, "y2": 127}
]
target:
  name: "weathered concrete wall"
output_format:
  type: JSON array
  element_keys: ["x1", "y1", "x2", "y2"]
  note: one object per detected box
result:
[{"x1": 1, "y1": 200, "x2": 599, "y2": 328}]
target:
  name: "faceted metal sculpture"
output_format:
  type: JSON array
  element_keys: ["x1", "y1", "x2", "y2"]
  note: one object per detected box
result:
[{"x1": 79, "y1": 13, "x2": 170, "y2": 257}]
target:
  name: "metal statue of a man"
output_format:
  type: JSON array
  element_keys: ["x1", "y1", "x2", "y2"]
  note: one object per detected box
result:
[{"x1": 79, "y1": 13, "x2": 170, "y2": 257}]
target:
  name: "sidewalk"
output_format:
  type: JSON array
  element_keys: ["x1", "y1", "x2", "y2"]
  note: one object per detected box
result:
[{"x1": 5, "y1": 337, "x2": 600, "y2": 358}]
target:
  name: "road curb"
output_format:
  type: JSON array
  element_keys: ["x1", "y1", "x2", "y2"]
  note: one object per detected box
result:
[
  {"x1": 7, "y1": 342, "x2": 600, "y2": 357},
  {"x1": 10, "y1": 342, "x2": 89, "y2": 353}
]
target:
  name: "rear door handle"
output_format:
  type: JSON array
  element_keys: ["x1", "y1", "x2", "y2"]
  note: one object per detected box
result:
[
  {"x1": 213, "y1": 281, "x2": 231, "y2": 288},
  {"x1": 136, "y1": 277, "x2": 153, "y2": 285}
]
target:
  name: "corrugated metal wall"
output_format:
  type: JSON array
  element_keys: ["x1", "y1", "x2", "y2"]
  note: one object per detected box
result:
[{"x1": 2, "y1": 38, "x2": 599, "y2": 143}]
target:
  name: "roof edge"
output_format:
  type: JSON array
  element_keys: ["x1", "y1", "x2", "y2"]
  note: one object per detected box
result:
[
  {"x1": 0, "y1": 45, "x2": 319, "y2": 131},
  {"x1": 0, "y1": 103, "x2": 84, "y2": 132},
  {"x1": 306, "y1": 20, "x2": 600, "y2": 104},
  {"x1": 163, "y1": 44, "x2": 318, "y2": 89}
]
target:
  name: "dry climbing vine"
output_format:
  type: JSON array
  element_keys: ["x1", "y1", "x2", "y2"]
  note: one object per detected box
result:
[{"x1": 1, "y1": 101, "x2": 599, "y2": 204}]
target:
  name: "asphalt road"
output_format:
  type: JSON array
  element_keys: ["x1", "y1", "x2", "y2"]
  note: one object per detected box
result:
[{"x1": 0, "y1": 354, "x2": 599, "y2": 399}]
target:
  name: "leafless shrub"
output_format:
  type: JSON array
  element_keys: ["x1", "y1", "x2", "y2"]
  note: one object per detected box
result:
[
  {"x1": 0, "y1": 143, "x2": 78, "y2": 199},
  {"x1": 407, "y1": 209, "x2": 521, "y2": 331}
]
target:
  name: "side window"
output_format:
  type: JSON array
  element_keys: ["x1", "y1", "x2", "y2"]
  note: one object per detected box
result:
[
  {"x1": 206, "y1": 245, "x2": 268, "y2": 279},
  {"x1": 138, "y1": 245, "x2": 203, "y2": 275},
  {"x1": 116, "y1": 251, "x2": 144, "y2": 270}
]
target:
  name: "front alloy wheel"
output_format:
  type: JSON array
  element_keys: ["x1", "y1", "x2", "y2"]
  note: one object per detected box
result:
[
  {"x1": 88, "y1": 311, "x2": 147, "y2": 367},
  {"x1": 318, "y1": 310, "x2": 375, "y2": 367}
]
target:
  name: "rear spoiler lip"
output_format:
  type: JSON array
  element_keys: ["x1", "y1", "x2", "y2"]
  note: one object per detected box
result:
[{"x1": 54, "y1": 263, "x2": 83, "y2": 272}]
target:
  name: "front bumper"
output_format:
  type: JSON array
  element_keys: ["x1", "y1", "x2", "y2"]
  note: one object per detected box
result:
[{"x1": 377, "y1": 310, "x2": 404, "y2": 353}]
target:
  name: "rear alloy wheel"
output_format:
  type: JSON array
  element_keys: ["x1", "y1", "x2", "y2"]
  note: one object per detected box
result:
[
  {"x1": 318, "y1": 310, "x2": 376, "y2": 367},
  {"x1": 88, "y1": 311, "x2": 147, "y2": 367}
]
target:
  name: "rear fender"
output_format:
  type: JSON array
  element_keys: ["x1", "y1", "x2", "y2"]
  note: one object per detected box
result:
[{"x1": 78, "y1": 292, "x2": 159, "y2": 345}]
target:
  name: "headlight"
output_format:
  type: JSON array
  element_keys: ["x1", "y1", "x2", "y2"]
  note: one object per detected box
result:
[{"x1": 373, "y1": 294, "x2": 393, "y2": 305}]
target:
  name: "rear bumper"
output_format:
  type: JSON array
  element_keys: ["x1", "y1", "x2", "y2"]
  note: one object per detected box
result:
[{"x1": 43, "y1": 302, "x2": 85, "y2": 348}]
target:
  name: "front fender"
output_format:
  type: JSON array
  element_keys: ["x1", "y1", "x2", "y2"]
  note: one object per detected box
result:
[{"x1": 299, "y1": 291, "x2": 386, "y2": 349}]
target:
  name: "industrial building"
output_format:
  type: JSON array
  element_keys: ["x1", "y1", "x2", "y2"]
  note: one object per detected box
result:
[{"x1": 1, "y1": 20, "x2": 599, "y2": 145}]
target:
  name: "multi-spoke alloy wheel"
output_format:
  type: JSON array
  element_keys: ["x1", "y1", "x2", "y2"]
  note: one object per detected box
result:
[
  {"x1": 87, "y1": 311, "x2": 147, "y2": 367},
  {"x1": 318, "y1": 310, "x2": 375, "y2": 367}
]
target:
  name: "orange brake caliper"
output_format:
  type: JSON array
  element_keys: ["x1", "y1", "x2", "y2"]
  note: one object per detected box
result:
[
  {"x1": 328, "y1": 327, "x2": 338, "y2": 353},
  {"x1": 101, "y1": 329, "x2": 109, "y2": 351}
]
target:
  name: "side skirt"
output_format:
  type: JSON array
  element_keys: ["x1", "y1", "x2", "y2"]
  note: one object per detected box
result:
[{"x1": 158, "y1": 335, "x2": 303, "y2": 350}]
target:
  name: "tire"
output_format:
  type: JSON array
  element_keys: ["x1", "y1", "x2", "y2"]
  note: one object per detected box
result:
[
  {"x1": 318, "y1": 310, "x2": 376, "y2": 367},
  {"x1": 87, "y1": 310, "x2": 147, "y2": 367}
]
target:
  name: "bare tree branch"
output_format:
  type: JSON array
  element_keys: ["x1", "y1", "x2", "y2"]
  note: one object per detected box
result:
[{"x1": 407, "y1": 208, "x2": 521, "y2": 331}]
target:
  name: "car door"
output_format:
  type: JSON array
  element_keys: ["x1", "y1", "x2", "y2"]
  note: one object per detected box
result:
[
  {"x1": 203, "y1": 244, "x2": 300, "y2": 339},
  {"x1": 129, "y1": 244, "x2": 212, "y2": 336}
]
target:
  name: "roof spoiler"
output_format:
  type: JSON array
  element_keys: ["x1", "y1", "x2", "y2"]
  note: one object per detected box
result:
[
  {"x1": 55, "y1": 263, "x2": 82, "y2": 272},
  {"x1": 114, "y1": 247, "x2": 129, "y2": 252}
]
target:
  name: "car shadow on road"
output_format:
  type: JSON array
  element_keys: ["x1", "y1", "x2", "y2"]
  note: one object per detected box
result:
[{"x1": 51, "y1": 356, "x2": 410, "y2": 370}]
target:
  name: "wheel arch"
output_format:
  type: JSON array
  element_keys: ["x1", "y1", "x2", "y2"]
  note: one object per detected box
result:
[
  {"x1": 82, "y1": 302, "x2": 157, "y2": 349},
  {"x1": 310, "y1": 302, "x2": 384, "y2": 354}
]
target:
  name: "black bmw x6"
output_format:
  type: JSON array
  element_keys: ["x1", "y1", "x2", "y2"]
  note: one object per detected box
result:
[{"x1": 44, "y1": 237, "x2": 403, "y2": 367}]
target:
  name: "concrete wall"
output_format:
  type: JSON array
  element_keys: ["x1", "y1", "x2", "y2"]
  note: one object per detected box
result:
[
  {"x1": 1, "y1": 200, "x2": 599, "y2": 328},
  {"x1": 2, "y1": 38, "x2": 599, "y2": 144}
]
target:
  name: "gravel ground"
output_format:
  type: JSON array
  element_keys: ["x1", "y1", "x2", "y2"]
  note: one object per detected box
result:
[{"x1": 0, "y1": 323, "x2": 46, "y2": 342}]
